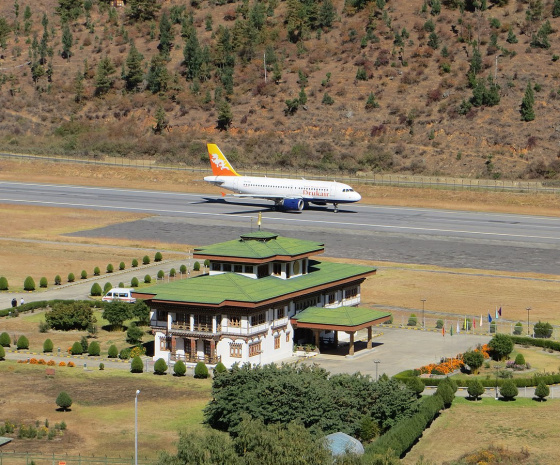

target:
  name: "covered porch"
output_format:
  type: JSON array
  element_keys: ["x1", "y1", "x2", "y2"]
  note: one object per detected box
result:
[{"x1": 291, "y1": 307, "x2": 392, "y2": 356}]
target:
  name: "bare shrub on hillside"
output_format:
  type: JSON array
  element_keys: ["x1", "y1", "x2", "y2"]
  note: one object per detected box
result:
[
  {"x1": 527, "y1": 136, "x2": 538, "y2": 149},
  {"x1": 370, "y1": 124, "x2": 387, "y2": 137},
  {"x1": 427, "y1": 87, "x2": 443, "y2": 104}
]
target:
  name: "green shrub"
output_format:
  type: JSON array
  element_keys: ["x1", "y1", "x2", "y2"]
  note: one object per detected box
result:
[
  {"x1": 24, "y1": 276, "x2": 36, "y2": 291},
  {"x1": 322, "y1": 92, "x2": 334, "y2": 105},
  {"x1": 144, "y1": 274, "x2": 151, "y2": 283},
  {"x1": 194, "y1": 361, "x2": 209, "y2": 379},
  {"x1": 204, "y1": 259, "x2": 210, "y2": 268},
  {"x1": 406, "y1": 377, "x2": 425, "y2": 397},
  {"x1": 534, "y1": 321, "x2": 553, "y2": 338},
  {"x1": 169, "y1": 268, "x2": 176, "y2": 277},
  {"x1": 71, "y1": 341, "x2": 83, "y2": 355},
  {"x1": 0, "y1": 345, "x2": 5, "y2": 360},
  {"x1": 489, "y1": 334, "x2": 513, "y2": 360},
  {"x1": 43, "y1": 338, "x2": 54, "y2": 353},
  {"x1": 359, "y1": 415, "x2": 379, "y2": 442},
  {"x1": 0, "y1": 276, "x2": 8, "y2": 290},
  {"x1": 81, "y1": 270, "x2": 87, "y2": 279},
  {"x1": 119, "y1": 347, "x2": 131, "y2": 360},
  {"x1": 157, "y1": 270, "x2": 164, "y2": 279},
  {"x1": 513, "y1": 322, "x2": 523, "y2": 335},
  {"x1": 17, "y1": 335, "x2": 29, "y2": 350},
  {"x1": 80, "y1": 336, "x2": 89, "y2": 353},
  {"x1": 132, "y1": 259, "x2": 138, "y2": 267},
  {"x1": 514, "y1": 353, "x2": 526, "y2": 366},
  {"x1": 155, "y1": 252, "x2": 163, "y2": 262},
  {"x1": 131, "y1": 277, "x2": 139, "y2": 287},
  {"x1": 436, "y1": 319, "x2": 444, "y2": 329},
  {"x1": 194, "y1": 261, "x2": 200, "y2": 271},
  {"x1": 90, "y1": 282, "x2": 102, "y2": 296},
  {"x1": 535, "y1": 382, "x2": 550, "y2": 401},
  {"x1": 154, "y1": 358, "x2": 168, "y2": 375},
  {"x1": 407, "y1": 313, "x2": 417, "y2": 326},
  {"x1": 54, "y1": 275, "x2": 62, "y2": 285},
  {"x1": 67, "y1": 273, "x2": 75, "y2": 283},
  {"x1": 214, "y1": 361, "x2": 227, "y2": 374},
  {"x1": 467, "y1": 379, "x2": 484, "y2": 400},
  {"x1": 56, "y1": 391, "x2": 72, "y2": 411},
  {"x1": 118, "y1": 282, "x2": 124, "y2": 288},
  {"x1": 500, "y1": 380, "x2": 518, "y2": 400},
  {"x1": 0, "y1": 332, "x2": 10, "y2": 347},
  {"x1": 119, "y1": 262, "x2": 125, "y2": 271},
  {"x1": 174, "y1": 360, "x2": 186, "y2": 376},
  {"x1": 88, "y1": 341, "x2": 100, "y2": 356},
  {"x1": 436, "y1": 383, "x2": 454, "y2": 407},
  {"x1": 39, "y1": 277, "x2": 48, "y2": 288},
  {"x1": 143, "y1": 255, "x2": 150, "y2": 265},
  {"x1": 103, "y1": 282, "x2": 112, "y2": 294},
  {"x1": 99, "y1": 362, "x2": 105, "y2": 370},
  {"x1": 93, "y1": 266, "x2": 100, "y2": 276},
  {"x1": 131, "y1": 355, "x2": 143, "y2": 373},
  {"x1": 39, "y1": 321, "x2": 49, "y2": 333},
  {"x1": 106, "y1": 263, "x2": 114, "y2": 273},
  {"x1": 180, "y1": 264, "x2": 187, "y2": 274},
  {"x1": 108, "y1": 344, "x2": 118, "y2": 358}
]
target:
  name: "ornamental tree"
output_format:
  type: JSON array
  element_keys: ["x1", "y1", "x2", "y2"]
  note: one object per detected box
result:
[
  {"x1": 17, "y1": 335, "x2": 29, "y2": 350},
  {"x1": 24, "y1": 276, "x2": 35, "y2": 291},
  {"x1": 488, "y1": 334, "x2": 513, "y2": 361},
  {"x1": 126, "y1": 323, "x2": 144, "y2": 345},
  {"x1": 56, "y1": 391, "x2": 73, "y2": 411},
  {"x1": 102, "y1": 301, "x2": 132, "y2": 330},
  {"x1": 71, "y1": 341, "x2": 83, "y2": 355},
  {"x1": 535, "y1": 382, "x2": 550, "y2": 401},
  {"x1": 0, "y1": 345, "x2": 5, "y2": 360},
  {"x1": 108, "y1": 344, "x2": 118, "y2": 358},
  {"x1": 174, "y1": 360, "x2": 186, "y2": 376},
  {"x1": 88, "y1": 341, "x2": 100, "y2": 356},
  {"x1": 154, "y1": 358, "x2": 168, "y2": 375},
  {"x1": 43, "y1": 338, "x2": 53, "y2": 352},
  {"x1": 131, "y1": 356, "x2": 143, "y2": 373},
  {"x1": 0, "y1": 332, "x2": 11, "y2": 347},
  {"x1": 467, "y1": 379, "x2": 484, "y2": 400},
  {"x1": 500, "y1": 380, "x2": 518, "y2": 400},
  {"x1": 463, "y1": 350, "x2": 484, "y2": 375}
]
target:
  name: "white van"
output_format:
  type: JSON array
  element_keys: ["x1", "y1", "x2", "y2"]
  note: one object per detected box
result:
[{"x1": 102, "y1": 288, "x2": 136, "y2": 304}]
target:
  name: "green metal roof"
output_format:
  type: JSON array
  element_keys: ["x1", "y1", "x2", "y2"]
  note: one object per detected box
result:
[
  {"x1": 193, "y1": 230, "x2": 324, "y2": 259},
  {"x1": 135, "y1": 261, "x2": 376, "y2": 306},
  {"x1": 292, "y1": 307, "x2": 391, "y2": 327}
]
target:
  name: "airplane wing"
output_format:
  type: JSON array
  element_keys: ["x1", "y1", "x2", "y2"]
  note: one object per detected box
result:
[{"x1": 225, "y1": 193, "x2": 301, "y2": 201}]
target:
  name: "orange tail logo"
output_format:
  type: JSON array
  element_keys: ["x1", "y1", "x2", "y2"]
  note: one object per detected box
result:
[{"x1": 207, "y1": 143, "x2": 240, "y2": 176}]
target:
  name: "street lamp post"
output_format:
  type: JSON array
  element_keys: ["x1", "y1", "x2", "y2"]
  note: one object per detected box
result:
[
  {"x1": 135, "y1": 389, "x2": 140, "y2": 465},
  {"x1": 374, "y1": 360, "x2": 381, "y2": 381},
  {"x1": 421, "y1": 299, "x2": 426, "y2": 328},
  {"x1": 494, "y1": 365, "x2": 501, "y2": 400},
  {"x1": 526, "y1": 307, "x2": 531, "y2": 336}
]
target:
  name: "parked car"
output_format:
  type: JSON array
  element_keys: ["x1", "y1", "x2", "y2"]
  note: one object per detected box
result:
[{"x1": 102, "y1": 288, "x2": 136, "y2": 304}]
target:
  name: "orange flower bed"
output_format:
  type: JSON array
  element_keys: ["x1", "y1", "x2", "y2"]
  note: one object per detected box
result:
[
  {"x1": 17, "y1": 359, "x2": 28, "y2": 364},
  {"x1": 47, "y1": 360, "x2": 56, "y2": 366},
  {"x1": 476, "y1": 344, "x2": 491, "y2": 359},
  {"x1": 38, "y1": 359, "x2": 46, "y2": 365},
  {"x1": 67, "y1": 361, "x2": 75, "y2": 367},
  {"x1": 29, "y1": 358, "x2": 38, "y2": 364},
  {"x1": 419, "y1": 355, "x2": 464, "y2": 375},
  {"x1": 59, "y1": 361, "x2": 66, "y2": 367}
]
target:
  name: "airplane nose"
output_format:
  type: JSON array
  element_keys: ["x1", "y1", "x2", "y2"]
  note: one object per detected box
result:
[{"x1": 354, "y1": 192, "x2": 362, "y2": 201}]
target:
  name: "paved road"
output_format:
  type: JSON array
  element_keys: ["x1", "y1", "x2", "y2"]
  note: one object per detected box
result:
[{"x1": 1, "y1": 181, "x2": 559, "y2": 274}]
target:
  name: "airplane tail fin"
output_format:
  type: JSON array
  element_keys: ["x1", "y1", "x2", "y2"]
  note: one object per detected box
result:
[{"x1": 207, "y1": 144, "x2": 240, "y2": 177}]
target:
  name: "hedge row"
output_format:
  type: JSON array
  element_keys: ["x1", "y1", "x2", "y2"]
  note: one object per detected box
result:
[
  {"x1": 511, "y1": 335, "x2": 560, "y2": 351},
  {"x1": 364, "y1": 394, "x2": 445, "y2": 459},
  {"x1": 395, "y1": 372, "x2": 560, "y2": 388},
  {"x1": 0, "y1": 300, "x2": 104, "y2": 318}
]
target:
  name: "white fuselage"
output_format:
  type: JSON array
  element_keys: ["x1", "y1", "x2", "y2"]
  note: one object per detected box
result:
[{"x1": 203, "y1": 175, "x2": 362, "y2": 205}]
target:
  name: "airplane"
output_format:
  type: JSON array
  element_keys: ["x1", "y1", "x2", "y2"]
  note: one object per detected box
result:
[{"x1": 203, "y1": 144, "x2": 361, "y2": 212}]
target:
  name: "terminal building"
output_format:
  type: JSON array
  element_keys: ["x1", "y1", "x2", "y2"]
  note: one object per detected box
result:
[{"x1": 135, "y1": 231, "x2": 390, "y2": 368}]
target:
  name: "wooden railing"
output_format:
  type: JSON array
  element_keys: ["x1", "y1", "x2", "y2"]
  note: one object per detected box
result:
[
  {"x1": 170, "y1": 352, "x2": 221, "y2": 364},
  {"x1": 171, "y1": 323, "x2": 221, "y2": 333}
]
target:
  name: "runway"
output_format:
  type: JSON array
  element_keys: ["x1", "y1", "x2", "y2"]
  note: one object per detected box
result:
[{"x1": 1, "y1": 181, "x2": 559, "y2": 274}]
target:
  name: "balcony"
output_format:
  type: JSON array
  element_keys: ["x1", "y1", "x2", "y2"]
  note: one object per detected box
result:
[
  {"x1": 170, "y1": 323, "x2": 222, "y2": 334},
  {"x1": 170, "y1": 352, "x2": 221, "y2": 365}
]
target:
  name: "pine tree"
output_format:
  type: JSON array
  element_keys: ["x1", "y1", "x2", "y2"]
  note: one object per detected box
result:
[
  {"x1": 127, "y1": 0, "x2": 161, "y2": 22},
  {"x1": 428, "y1": 31, "x2": 439, "y2": 49},
  {"x1": 554, "y1": 0, "x2": 560, "y2": 17},
  {"x1": 217, "y1": 100, "x2": 233, "y2": 130},
  {"x1": 95, "y1": 55, "x2": 116, "y2": 96},
  {"x1": 158, "y1": 11, "x2": 172, "y2": 59},
  {"x1": 298, "y1": 87, "x2": 307, "y2": 105},
  {"x1": 56, "y1": 0, "x2": 83, "y2": 22},
  {"x1": 520, "y1": 81, "x2": 535, "y2": 121},
  {"x1": 153, "y1": 106, "x2": 169, "y2": 134},
  {"x1": 365, "y1": 92, "x2": 380, "y2": 111},
  {"x1": 0, "y1": 18, "x2": 11, "y2": 49},
  {"x1": 183, "y1": 26, "x2": 202, "y2": 81},
  {"x1": 125, "y1": 42, "x2": 144, "y2": 91},
  {"x1": 506, "y1": 26, "x2": 518, "y2": 44},
  {"x1": 61, "y1": 22, "x2": 73, "y2": 60},
  {"x1": 318, "y1": 0, "x2": 336, "y2": 29},
  {"x1": 146, "y1": 55, "x2": 169, "y2": 94}
]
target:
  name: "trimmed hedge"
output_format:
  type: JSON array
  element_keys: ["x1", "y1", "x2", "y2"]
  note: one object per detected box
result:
[
  {"x1": 1, "y1": 300, "x2": 106, "y2": 318},
  {"x1": 396, "y1": 373, "x2": 560, "y2": 388},
  {"x1": 365, "y1": 395, "x2": 444, "y2": 459},
  {"x1": 511, "y1": 335, "x2": 560, "y2": 351}
]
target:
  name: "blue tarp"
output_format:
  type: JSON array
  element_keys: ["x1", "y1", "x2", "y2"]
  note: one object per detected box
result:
[{"x1": 324, "y1": 432, "x2": 364, "y2": 456}]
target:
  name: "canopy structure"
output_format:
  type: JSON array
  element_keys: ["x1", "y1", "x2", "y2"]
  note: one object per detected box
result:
[
  {"x1": 324, "y1": 432, "x2": 364, "y2": 456},
  {"x1": 291, "y1": 307, "x2": 391, "y2": 356}
]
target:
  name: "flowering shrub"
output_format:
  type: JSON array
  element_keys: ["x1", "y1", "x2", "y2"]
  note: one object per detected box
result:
[
  {"x1": 47, "y1": 360, "x2": 56, "y2": 366},
  {"x1": 29, "y1": 358, "x2": 38, "y2": 364},
  {"x1": 59, "y1": 361, "x2": 66, "y2": 367},
  {"x1": 38, "y1": 359, "x2": 46, "y2": 365},
  {"x1": 130, "y1": 346, "x2": 146, "y2": 358},
  {"x1": 67, "y1": 347, "x2": 72, "y2": 354},
  {"x1": 67, "y1": 361, "x2": 75, "y2": 367},
  {"x1": 506, "y1": 360, "x2": 527, "y2": 371},
  {"x1": 17, "y1": 359, "x2": 28, "y2": 364},
  {"x1": 476, "y1": 344, "x2": 491, "y2": 359},
  {"x1": 419, "y1": 355, "x2": 464, "y2": 375}
]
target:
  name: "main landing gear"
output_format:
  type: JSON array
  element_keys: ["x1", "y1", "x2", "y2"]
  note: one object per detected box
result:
[{"x1": 333, "y1": 203, "x2": 339, "y2": 213}]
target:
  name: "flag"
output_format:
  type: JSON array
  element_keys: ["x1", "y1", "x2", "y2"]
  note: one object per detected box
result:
[
  {"x1": 488, "y1": 313, "x2": 493, "y2": 323},
  {"x1": 442, "y1": 326, "x2": 445, "y2": 337},
  {"x1": 473, "y1": 317, "x2": 476, "y2": 329},
  {"x1": 464, "y1": 316, "x2": 467, "y2": 331},
  {"x1": 498, "y1": 306, "x2": 502, "y2": 317},
  {"x1": 457, "y1": 322, "x2": 460, "y2": 334},
  {"x1": 480, "y1": 314, "x2": 483, "y2": 327},
  {"x1": 450, "y1": 325, "x2": 453, "y2": 336},
  {"x1": 495, "y1": 306, "x2": 499, "y2": 320}
]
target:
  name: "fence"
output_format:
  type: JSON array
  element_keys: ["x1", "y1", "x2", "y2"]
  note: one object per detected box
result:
[
  {"x1": 2, "y1": 152, "x2": 559, "y2": 194},
  {"x1": 0, "y1": 451, "x2": 151, "y2": 465}
]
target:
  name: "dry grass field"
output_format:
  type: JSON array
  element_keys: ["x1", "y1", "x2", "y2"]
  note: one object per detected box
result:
[
  {"x1": 403, "y1": 397, "x2": 560, "y2": 465},
  {"x1": 0, "y1": 360, "x2": 212, "y2": 460}
]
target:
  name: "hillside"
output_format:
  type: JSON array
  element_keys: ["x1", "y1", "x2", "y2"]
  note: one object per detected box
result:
[{"x1": 0, "y1": 0, "x2": 560, "y2": 181}]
